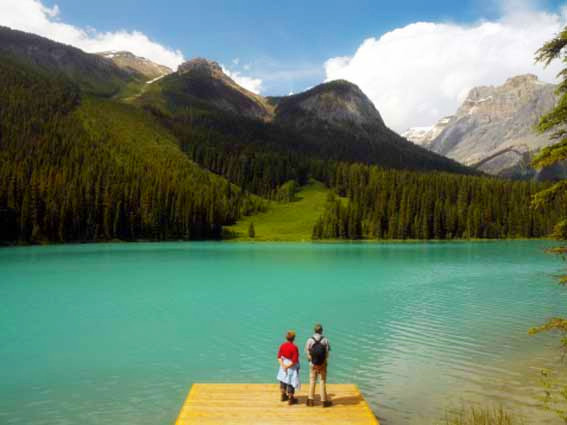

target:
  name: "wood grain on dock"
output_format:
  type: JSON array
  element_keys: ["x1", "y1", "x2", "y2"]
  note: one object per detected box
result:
[{"x1": 175, "y1": 383, "x2": 379, "y2": 425}]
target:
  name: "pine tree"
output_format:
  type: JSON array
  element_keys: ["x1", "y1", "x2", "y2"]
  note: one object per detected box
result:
[
  {"x1": 248, "y1": 222, "x2": 256, "y2": 238},
  {"x1": 527, "y1": 27, "x2": 567, "y2": 422}
]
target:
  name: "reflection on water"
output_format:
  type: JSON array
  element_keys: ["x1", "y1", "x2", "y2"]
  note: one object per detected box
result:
[{"x1": 0, "y1": 241, "x2": 566, "y2": 424}]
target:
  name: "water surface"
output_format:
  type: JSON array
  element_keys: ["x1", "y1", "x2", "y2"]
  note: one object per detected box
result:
[{"x1": 1, "y1": 241, "x2": 565, "y2": 424}]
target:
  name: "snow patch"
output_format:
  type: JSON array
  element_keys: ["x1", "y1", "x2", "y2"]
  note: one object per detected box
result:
[{"x1": 146, "y1": 75, "x2": 165, "y2": 85}]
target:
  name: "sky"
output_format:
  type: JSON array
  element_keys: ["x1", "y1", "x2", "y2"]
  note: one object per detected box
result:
[{"x1": 1, "y1": 0, "x2": 566, "y2": 132}]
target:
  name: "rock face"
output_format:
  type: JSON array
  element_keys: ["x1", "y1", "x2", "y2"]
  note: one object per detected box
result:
[
  {"x1": 96, "y1": 51, "x2": 172, "y2": 81},
  {"x1": 165, "y1": 58, "x2": 272, "y2": 120},
  {"x1": 404, "y1": 74, "x2": 557, "y2": 177},
  {"x1": 178, "y1": 58, "x2": 225, "y2": 78},
  {"x1": 267, "y1": 79, "x2": 471, "y2": 171},
  {"x1": 272, "y1": 80, "x2": 385, "y2": 136},
  {"x1": 274, "y1": 80, "x2": 384, "y2": 127}
]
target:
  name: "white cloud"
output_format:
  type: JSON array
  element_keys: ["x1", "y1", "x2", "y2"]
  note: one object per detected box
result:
[
  {"x1": 0, "y1": 0, "x2": 184, "y2": 69},
  {"x1": 222, "y1": 65, "x2": 263, "y2": 94},
  {"x1": 324, "y1": 6, "x2": 566, "y2": 132}
]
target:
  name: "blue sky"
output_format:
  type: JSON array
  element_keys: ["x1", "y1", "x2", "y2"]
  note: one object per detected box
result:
[
  {"x1": 2, "y1": 0, "x2": 566, "y2": 130},
  {"x1": 40, "y1": 0, "x2": 563, "y2": 94}
]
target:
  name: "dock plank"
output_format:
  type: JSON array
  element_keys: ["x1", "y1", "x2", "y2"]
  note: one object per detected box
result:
[{"x1": 175, "y1": 384, "x2": 379, "y2": 425}]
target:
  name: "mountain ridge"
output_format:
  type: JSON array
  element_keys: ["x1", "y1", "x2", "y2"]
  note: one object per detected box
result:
[
  {"x1": 96, "y1": 50, "x2": 172, "y2": 81},
  {"x1": 138, "y1": 58, "x2": 474, "y2": 174},
  {"x1": 404, "y1": 74, "x2": 557, "y2": 178},
  {"x1": 0, "y1": 26, "x2": 136, "y2": 96}
]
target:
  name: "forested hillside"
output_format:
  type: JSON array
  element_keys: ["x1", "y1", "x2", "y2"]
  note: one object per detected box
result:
[
  {"x1": 0, "y1": 26, "x2": 138, "y2": 97},
  {"x1": 312, "y1": 164, "x2": 562, "y2": 240},
  {"x1": 0, "y1": 58, "x2": 264, "y2": 243}
]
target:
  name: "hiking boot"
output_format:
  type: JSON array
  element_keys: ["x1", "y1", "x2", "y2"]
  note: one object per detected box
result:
[
  {"x1": 322, "y1": 400, "x2": 333, "y2": 408},
  {"x1": 306, "y1": 399, "x2": 314, "y2": 407},
  {"x1": 288, "y1": 397, "x2": 298, "y2": 405},
  {"x1": 281, "y1": 393, "x2": 289, "y2": 402}
]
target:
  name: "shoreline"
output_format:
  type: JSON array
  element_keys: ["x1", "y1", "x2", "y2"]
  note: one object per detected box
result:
[{"x1": 0, "y1": 237, "x2": 556, "y2": 249}]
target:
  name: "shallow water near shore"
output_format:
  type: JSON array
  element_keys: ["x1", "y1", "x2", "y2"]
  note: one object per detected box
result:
[{"x1": 1, "y1": 241, "x2": 566, "y2": 424}]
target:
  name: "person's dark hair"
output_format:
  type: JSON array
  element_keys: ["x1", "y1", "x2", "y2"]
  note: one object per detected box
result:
[
  {"x1": 314, "y1": 323, "x2": 323, "y2": 334},
  {"x1": 286, "y1": 330, "x2": 296, "y2": 342}
]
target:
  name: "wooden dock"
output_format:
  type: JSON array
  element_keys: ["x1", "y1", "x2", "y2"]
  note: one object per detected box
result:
[{"x1": 175, "y1": 383, "x2": 379, "y2": 425}]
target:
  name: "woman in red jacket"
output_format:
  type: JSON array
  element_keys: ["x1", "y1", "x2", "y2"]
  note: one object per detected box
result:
[{"x1": 276, "y1": 330, "x2": 301, "y2": 405}]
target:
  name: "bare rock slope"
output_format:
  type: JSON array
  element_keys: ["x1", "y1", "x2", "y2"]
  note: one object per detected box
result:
[{"x1": 404, "y1": 75, "x2": 557, "y2": 178}]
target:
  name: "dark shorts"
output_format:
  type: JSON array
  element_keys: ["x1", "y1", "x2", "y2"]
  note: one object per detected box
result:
[{"x1": 280, "y1": 381, "x2": 295, "y2": 394}]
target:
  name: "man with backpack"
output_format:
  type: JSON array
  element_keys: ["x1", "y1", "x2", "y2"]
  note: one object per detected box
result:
[{"x1": 305, "y1": 323, "x2": 332, "y2": 407}]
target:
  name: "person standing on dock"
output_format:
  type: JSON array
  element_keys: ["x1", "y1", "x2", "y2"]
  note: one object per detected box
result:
[
  {"x1": 277, "y1": 330, "x2": 301, "y2": 405},
  {"x1": 305, "y1": 323, "x2": 332, "y2": 407}
]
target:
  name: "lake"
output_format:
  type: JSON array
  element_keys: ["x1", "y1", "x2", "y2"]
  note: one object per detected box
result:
[{"x1": 1, "y1": 241, "x2": 565, "y2": 424}]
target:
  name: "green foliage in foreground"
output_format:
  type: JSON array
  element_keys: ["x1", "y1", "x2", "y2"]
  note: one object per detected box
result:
[
  {"x1": 441, "y1": 406, "x2": 523, "y2": 425},
  {"x1": 528, "y1": 25, "x2": 567, "y2": 423},
  {"x1": 532, "y1": 25, "x2": 567, "y2": 241}
]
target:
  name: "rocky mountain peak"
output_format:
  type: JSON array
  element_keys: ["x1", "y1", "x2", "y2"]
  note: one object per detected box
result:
[
  {"x1": 177, "y1": 58, "x2": 224, "y2": 78},
  {"x1": 456, "y1": 74, "x2": 552, "y2": 121},
  {"x1": 405, "y1": 74, "x2": 557, "y2": 178},
  {"x1": 275, "y1": 79, "x2": 385, "y2": 130},
  {"x1": 165, "y1": 57, "x2": 272, "y2": 121},
  {"x1": 504, "y1": 73, "x2": 539, "y2": 87}
]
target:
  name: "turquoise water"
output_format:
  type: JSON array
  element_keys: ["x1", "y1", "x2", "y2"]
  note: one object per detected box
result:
[{"x1": 1, "y1": 241, "x2": 566, "y2": 424}]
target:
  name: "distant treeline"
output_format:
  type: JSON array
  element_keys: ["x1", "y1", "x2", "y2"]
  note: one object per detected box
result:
[
  {"x1": 0, "y1": 59, "x2": 264, "y2": 244},
  {"x1": 312, "y1": 163, "x2": 563, "y2": 240}
]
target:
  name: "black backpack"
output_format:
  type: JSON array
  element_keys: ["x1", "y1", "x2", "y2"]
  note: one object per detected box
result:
[{"x1": 309, "y1": 337, "x2": 327, "y2": 366}]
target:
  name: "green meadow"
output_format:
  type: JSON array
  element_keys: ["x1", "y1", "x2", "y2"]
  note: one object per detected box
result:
[{"x1": 226, "y1": 180, "x2": 333, "y2": 241}]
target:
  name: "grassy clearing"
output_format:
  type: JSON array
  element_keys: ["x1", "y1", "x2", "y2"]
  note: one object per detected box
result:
[{"x1": 225, "y1": 179, "x2": 332, "y2": 241}]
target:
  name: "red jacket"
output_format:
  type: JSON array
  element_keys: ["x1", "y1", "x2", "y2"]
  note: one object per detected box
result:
[{"x1": 277, "y1": 342, "x2": 299, "y2": 363}]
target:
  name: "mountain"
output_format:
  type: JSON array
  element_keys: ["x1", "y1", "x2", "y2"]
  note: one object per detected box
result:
[
  {"x1": 139, "y1": 60, "x2": 473, "y2": 173},
  {"x1": 271, "y1": 80, "x2": 476, "y2": 170},
  {"x1": 271, "y1": 79, "x2": 385, "y2": 130},
  {"x1": 0, "y1": 26, "x2": 135, "y2": 96},
  {"x1": 96, "y1": 50, "x2": 172, "y2": 81},
  {"x1": 0, "y1": 30, "x2": 264, "y2": 244},
  {"x1": 143, "y1": 58, "x2": 272, "y2": 120},
  {"x1": 0, "y1": 27, "x2": 556, "y2": 245},
  {"x1": 402, "y1": 117, "x2": 452, "y2": 146},
  {"x1": 404, "y1": 74, "x2": 558, "y2": 178}
]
